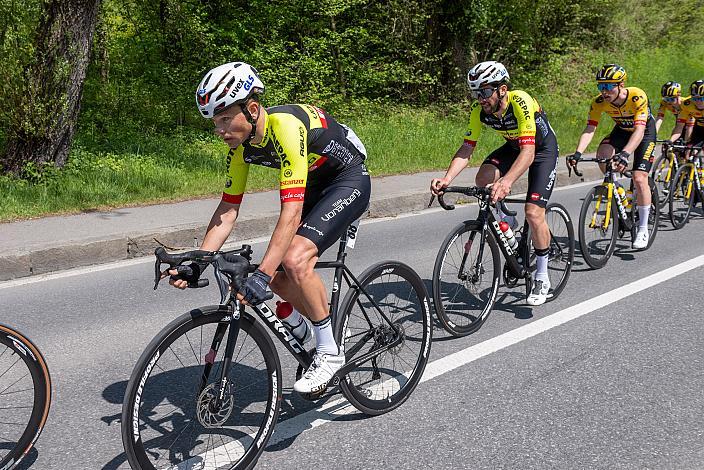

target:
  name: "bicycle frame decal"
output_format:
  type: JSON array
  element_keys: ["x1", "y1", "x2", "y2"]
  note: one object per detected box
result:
[
  {"x1": 256, "y1": 370, "x2": 278, "y2": 449},
  {"x1": 256, "y1": 302, "x2": 305, "y2": 354},
  {"x1": 133, "y1": 350, "x2": 160, "y2": 442},
  {"x1": 490, "y1": 219, "x2": 514, "y2": 256}
]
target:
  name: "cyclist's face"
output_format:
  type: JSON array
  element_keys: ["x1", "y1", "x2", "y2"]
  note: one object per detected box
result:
[
  {"x1": 599, "y1": 82, "x2": 621, "y2": 102},
  {"x1": 213, "y1": 107, "x2": 251, "y2": 148},
  {"x1": 477, "y1": 85, "x2": 504, "y2": 112}
]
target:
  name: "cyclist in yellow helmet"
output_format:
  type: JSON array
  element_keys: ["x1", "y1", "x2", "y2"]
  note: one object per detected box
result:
[
  {"x1": 668, "y1": 80, "x2": 704, "y2": 147},
  {"x1": 567, "y1": 64, "x2": 655, "y2": 250},
  {"x1": 655, "y1": 81, "x2": 686, "y2": 134}
]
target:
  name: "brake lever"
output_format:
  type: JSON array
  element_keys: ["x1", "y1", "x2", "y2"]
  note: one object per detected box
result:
[{"x1": 427, "y1": 194, "x2": 436, "y2": 208}]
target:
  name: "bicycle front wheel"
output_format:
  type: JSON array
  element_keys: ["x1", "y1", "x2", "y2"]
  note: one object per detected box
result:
[
  {"x1": 669, "y1": 164, "x2": 695, "y2": 229},
  {"x1": 651, "y1": 154, "x2": 673, "y2": 210},
  {"x1": 122, "y1": 306, "x2": 282, "y2": 470},
  {"x1": 335, "y1": 261, "x2": 432, "y2": 416},
  {"x1": 578, "y1": 185, "x2": 618, "y2": 269},
  {"x1": 432, "y1": 221, "x2": 501, "y2": 337},
  {"x1": 524, "y1": 203, "x2": 575, "y2": 302},
  {"x1": 0, "y1": 325, "x2": 51, "y2": 470}
]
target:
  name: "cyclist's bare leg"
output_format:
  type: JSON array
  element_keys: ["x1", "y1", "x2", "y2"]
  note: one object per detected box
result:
[
  {"x1": 475, "y1": 163, "x2": 501, "y2": 187},
  {"x1": 525, "y1": 203, "x2": 549, "y2": 250},
  {"x1": 269, "y1": 235, "x2": 329, "y2": 322},
  {"x1": 632, "y1": 169, "x2": 651, "y2": 207},
  {"x1": 597, "y1": 142, "x2": 616, "y2": 173}
]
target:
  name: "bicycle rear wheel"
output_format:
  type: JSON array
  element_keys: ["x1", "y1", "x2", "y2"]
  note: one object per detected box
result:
[
  {"x1": 335, "y1": 261, "x2": 431, "y2": 416},
  {"x1": 524, "y1": 203, "x2": 575, "y2": 302},
  {"x1": 578, "y1": 185, "x2": 618, "y2": 269},
  {"x1": 669, "y1": 164, "x2": 695, "y2": 229},
  {"x1": 122, "y1": 307, "x2": 281, "y2": 470},
  {"x1": 628, "y1": 176, "x2": 660, "y2": 248},
  {"x1": 0, "y1": 325, "x2": 51, "y2": 470},
  {"x1": 432, "y1": 221, "x2": 501, "y2": 337},
  {"x1": 651, "y1": 154, "x2": 672, "y2": 210}
]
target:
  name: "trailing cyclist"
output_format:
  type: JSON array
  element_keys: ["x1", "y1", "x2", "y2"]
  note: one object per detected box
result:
[
  {"x1": 430, "y1": 61, "x2": 559, "y2": 306},
  {"x1": 654, "y1": 81, "x2": 685, "y2": 134},
  {"x1": 168, "y1": 61, "x2": 371, "y2": 395},
  {"x1": 668, "y1": 80, "x2": 704, "y2": 148},
  {"x1": 567, "y1": 63, "x2": 656, "y2": 250}
]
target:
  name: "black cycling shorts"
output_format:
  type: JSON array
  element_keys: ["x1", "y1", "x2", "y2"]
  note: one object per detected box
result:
[
  {"x1": 600, "y1": 119, "x2": 656, "y2": 173},
  {"x1": 481, "y1": 136, "x2": 559, "y2": 208},
  {"x1": 297, "y1": 163, "x2": 371, "y2": 255},
  {"x1": 690, "y1": 125, "x2": 704, "y2": 146}
]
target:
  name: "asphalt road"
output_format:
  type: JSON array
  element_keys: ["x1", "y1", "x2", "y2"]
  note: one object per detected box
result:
[{"x1": 2, "y1": 180, "x2": 704, "y2": 469}]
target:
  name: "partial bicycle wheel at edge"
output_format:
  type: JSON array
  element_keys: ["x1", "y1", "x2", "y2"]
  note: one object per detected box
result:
[
  {"x1": 334, "y1": 261, "x2": 431, "y2": 416},
  {"x1": 0, "y1": 325, "x2": 51, "y2": 470},
  {"x1": 121, "y1": 306, "x2": 281, "y2": 470},
  {"x1": 578, "y1": 185, "x2": 618, "y2": 269},
  {"x1": 668, "y1": 164, "x2": 695, "y2": 230},
  {"x1": 432, "y1": 221, "x2": 501, "y2": 337}
]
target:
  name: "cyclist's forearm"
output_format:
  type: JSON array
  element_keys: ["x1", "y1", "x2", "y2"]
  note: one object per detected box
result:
[
  {"x1": 575, "y1": 125, "x2": 596, "y2": 154},
  {"x1": 669, "y1": 122, "x2": 685, "y2": 142},
  {"x1": 503, "y1": 146, "x2": 534, "y2": 185},
  {"x1": 201, "y1": 201, "x2": 239, "y2": 251},
  {"x1": 443, "y1": 145, "x2": 472, "y2": 182},
  {"x1": 655, "y1": 117, "x2": 663, "y2": 133},
  {"x1": 623, "y1": 125, "x2": 645, "y2": 154},
  {"x1": 684, "y1": 125, "x2": 693, "y2": 143},
  {"x1": 258, "y1": 203, "x2": 302, "y2": 276}
]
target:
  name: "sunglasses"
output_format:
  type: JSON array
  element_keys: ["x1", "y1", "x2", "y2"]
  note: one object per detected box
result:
[
  {"x1": 692, "y1": 96, "x2": 704, "y2": 102},
  {"x1": 662, "y1": 96, "x2": 677, "y2": 102},
  {"x1": 471, "y1": 87, "x2": 497, "y2": 100},
  {"x1": 597, "y1": 82, "x2": 618, "y2": 92}
]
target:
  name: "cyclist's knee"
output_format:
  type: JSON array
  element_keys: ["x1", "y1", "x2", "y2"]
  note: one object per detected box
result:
[
  {"x1": 596, "y1": 143, "x2": 615, "y2": 160},
  {"x1": 281, "y1": 238, "x2": 318, "y2": 278},
  {"x1": 525, "y1": 203, "x2": 546, "y2": 227},
  {"x1": 476, "y1": 164, "x2": 499, "y2": 186}
]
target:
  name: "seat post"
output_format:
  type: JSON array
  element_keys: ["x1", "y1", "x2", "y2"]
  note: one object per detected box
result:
[{"x1": 335, "y1": 226, "x2": 349, "y2": 262}]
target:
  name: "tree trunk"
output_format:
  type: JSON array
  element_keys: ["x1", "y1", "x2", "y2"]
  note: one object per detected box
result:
[{"x1": 1, "y1": 0, "x2": 102, "y2": 175}]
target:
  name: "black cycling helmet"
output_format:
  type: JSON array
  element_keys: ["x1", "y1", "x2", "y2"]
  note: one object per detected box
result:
[
  {"x1": 596, "y1": 64, "x2": 627, "y2": 83},
  {"x1": 661, "y1": 81, "x2": 681, "y2": 98},
  {"x1": 690, "y1": 80, "x2": 704, "y2": 97}
]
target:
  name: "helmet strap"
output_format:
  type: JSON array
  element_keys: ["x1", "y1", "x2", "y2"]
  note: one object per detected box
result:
[{"x1": 239, "y1": 102, "x2": 260, "y2": 144}]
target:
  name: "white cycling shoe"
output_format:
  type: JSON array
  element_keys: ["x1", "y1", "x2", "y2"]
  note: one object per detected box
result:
[
  {"x1": 527, "y1": 278, "x2": 550, "y2": 306},
  {"x1": 293, "y1": 348, "x2": 345, "y2": 394},
  {"x1": 632, "y1": 229, "x2": 649, "y2": 250}
]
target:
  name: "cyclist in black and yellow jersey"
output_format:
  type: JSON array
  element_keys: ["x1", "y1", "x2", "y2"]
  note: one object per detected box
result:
[
  {"x1": 655, "y1": 81, "x2": 686, "y2": 134},
  {"x1": 668, "y1": 80, "x2": 704, "y2": 147},
  {"x1": 567, "y1": 64, "x2": 656, "y2": 250},
  {"x1": 167, "y1": 62, "x2": 371, "y2": 394},
  {"x1": 430, "y1": 61, "x2": 559, "y2": 306}
]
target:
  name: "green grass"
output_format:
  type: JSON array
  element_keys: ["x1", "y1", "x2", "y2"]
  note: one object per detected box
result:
[{"x1": 1, "y1": 44, "x2": 701, "y2": 221}]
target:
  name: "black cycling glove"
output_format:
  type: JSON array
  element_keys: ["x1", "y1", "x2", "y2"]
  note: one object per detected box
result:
[
  {"x1": 613, "y1": 151, "x2": 630, "y2": 168},
  {"x1": 242, "y1": 269, "x2": 272, "y2": 305}
]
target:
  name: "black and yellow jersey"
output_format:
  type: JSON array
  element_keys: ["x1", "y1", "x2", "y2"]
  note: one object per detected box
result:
[
  {"x1": 676, "y1": 98, "x2": 704, "y2": 128},
  {"x1": 222, "y1": 104, "x2": 367, "y2": 204},
  {"x1": 464, "y1": 90, "x2": 553, "y2": 149},
  {"x1": 587, "y1": 87, "x2": 652, "y2": 131},
  {"x1": 656, "y1": 96, "x2": 689, "y2": 119}
]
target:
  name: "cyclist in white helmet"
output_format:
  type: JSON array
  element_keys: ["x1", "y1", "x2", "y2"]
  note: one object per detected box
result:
[
  {"x1": 168, "y1": 62, "x2": 371, "y2": 394},
  {"x1": 431, "y1": 60, "x2": 559, "y2": 306}
]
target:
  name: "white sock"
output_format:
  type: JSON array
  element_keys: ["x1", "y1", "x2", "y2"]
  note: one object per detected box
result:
[
  {"x1": 637, "y1": 205, "x2": 649, "y2": 231},
  {"x1": 536, "y1": 254, "x2": 549, "y2": 282},
  {"x1": 312, "y1": 316, "x2": 338, "y2": 355}
]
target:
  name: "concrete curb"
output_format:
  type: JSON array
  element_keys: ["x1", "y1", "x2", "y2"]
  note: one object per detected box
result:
[{"x1": 0, "y1": 166, "x2": 603, "y2": 281}]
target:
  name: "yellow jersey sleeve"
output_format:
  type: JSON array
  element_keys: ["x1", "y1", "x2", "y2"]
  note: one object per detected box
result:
[
  {"x1": 510, "y1": 90, "x2": 537, "y2": 146},
  {"x1": 587, "y1": 95, "x2": 605, "y2": 127},
  {"x1": 630, "y1": 87, "x2": 649, "y2": 126},
  {"x1": 268, "y1": 113, "x2": 309, "y2": 203},
  {"x1": 463, "y1": 101, "x2": 482, "y2": 146},
  {"x1": 222, "y1": 148, "x2": 249, "y2": 205}
]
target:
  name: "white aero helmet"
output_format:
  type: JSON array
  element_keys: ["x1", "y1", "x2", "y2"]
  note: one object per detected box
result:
[
  {"x1": 467, "y1": 61, "x2": 510, "y2": 90},
  {"x1": 195, "y1": 62, "x2": 264, "y2": 118}
]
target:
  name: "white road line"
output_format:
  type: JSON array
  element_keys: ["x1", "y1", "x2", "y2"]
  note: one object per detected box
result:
[
  {"x1": 0, "y1": 179, "x2": 599, "y2": 289},
  {"x1": 263, "y1": 253, "x2": 704, "y2": 448}
]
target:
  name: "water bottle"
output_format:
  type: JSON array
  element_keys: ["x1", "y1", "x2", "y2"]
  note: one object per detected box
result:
[
  {"x1": 275, "y1": 301, "x2": 312, "y2": 344},
  {"x1": 499, "y1": 221, "x2": 519, "y2": 251}
]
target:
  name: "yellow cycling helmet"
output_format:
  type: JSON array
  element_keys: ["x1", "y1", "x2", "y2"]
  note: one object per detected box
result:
[
  {"x1": 661, "y1": 81, "x2": 681, "y2": 98},
  {"x1": 690, "y1": 80, "x2": 704, "y2": 97},
  {"x1": 596, "y1": 64, "x2": 627, "y2": 83}
]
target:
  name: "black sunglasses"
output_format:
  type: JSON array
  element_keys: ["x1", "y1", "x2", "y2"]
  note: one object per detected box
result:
[{"x1": 471, "y1": 87, "x2": 497, "y2": 100}]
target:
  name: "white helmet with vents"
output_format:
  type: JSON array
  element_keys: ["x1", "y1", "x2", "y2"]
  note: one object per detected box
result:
[
  {"x1": 467, "y1": 61, "x2": 510, "y2": 90},
  {"x1": 195, "y1": 62, "x2": 264, "y2": 118}
]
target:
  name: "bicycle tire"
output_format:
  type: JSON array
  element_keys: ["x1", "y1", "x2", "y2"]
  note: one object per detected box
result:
[
  {"x1": 669, "y1": 164, "x2": 695, "y2": 229},
  {"x1": 0, "y1": 325, "x2": 51, "y2": 470},
  {"x1": 523, "y1": 203, "x2": 575, "y2": 302},
  {"x1": 121, "y1": 306, "x2": 281, "y2": 470},
  {"x1": 334, "y1": 261, "x2": 431, "y2": 416},
  {"x1": 432, "y1": 221, "x2": 501, "y2": 337},
  {"x1": 651, "y1": 154, "x2": 673, "y2": 210},
  {"x1": 628, "y1": 176, "x2": 660, "y2": 248},
  {"x1": 578, "y1": 185, "x2": 618, "y2": 269}
]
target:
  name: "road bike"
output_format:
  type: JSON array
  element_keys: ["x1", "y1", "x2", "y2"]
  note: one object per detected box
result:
[
  {"x1": 569, "y1": 157, "x2": 659, "y2": 269},
  {"x1": 121, "y1": 223, "x2": 432, "y2": 470},
  {"x1": 651, "y1": 140, "x2": 686, "y2": 209},
  {"x1": 431, "y1": 187, "x2": 574, "y2": 337},
  {"x1": 0, "y1": 325, "x2": 51, "y2": 470},
  {"x1": 668, "y1": 143, "x2": 704, "y2": 229}
]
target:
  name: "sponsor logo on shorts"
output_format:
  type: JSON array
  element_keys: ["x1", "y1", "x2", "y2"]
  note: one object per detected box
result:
[
  {"x1": 302, "y1": 223, "x2": 324, "y2": 237},
  {"x1": 321, "y1": 188, "x2": 362, "y2": 222},
  {"x1": 531, "y1": 192, "x2": 541, "y2": 201}
]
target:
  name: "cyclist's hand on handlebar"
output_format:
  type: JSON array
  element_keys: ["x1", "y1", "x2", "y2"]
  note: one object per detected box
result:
[
  {"x1": 430, "y1": 177, "x2": 450, "y2": 195},
  {"x1": 612, "y1": 150, "x2": 630, "y2": 173},
  {"x1": 489, "y1": 177, "x2": 512, "y2": 204},
  {"x1": 164, "y1": 262, "x2": 203, "y2": 290},
  {"x1": 238, "y1": 269, "x2": 272, "y2": 306},
  {"x1": 566, "y1": 151, "x2": 582, "y2": 167}
]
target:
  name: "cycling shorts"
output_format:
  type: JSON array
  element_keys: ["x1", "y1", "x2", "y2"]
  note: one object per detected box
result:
[
  {"x1": 600, "y1": 120, "x2": 656, "y2": 173},
  {"x1": 481, "y1": 134, "x2": 559, "y2": 208},
  {"x1": 297, "y1": 163, "x2": 371, "y2": 255},
  {"x1": 690, "y1": 125, "x2": 704, "y2": 146}
]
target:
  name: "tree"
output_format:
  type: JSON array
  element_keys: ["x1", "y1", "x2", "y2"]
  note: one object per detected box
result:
[{"x1": 1, "y1": 0, "x2": 102, "y2": 175}]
